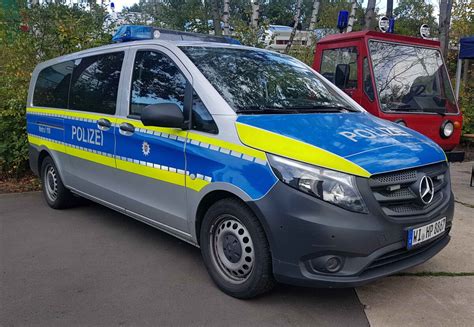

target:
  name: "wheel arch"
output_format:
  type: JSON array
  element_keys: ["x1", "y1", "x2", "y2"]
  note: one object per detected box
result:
[{"x1": 193, "y1": 185, "x2": 274, "y2": 253}]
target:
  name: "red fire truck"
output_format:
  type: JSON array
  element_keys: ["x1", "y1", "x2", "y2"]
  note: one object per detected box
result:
[{"x1": 313, "y1": 30, "x2": 464, "y2": 161}]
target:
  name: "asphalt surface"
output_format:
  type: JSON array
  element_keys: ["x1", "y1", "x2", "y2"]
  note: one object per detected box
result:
[{"x1": 0, "y1": 192, "x2": 369, "y2": 326}]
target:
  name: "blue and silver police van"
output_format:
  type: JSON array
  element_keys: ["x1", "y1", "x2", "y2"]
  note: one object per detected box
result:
[{"x1": 27, "y1": 26, "x2": 453, "y2": 298}]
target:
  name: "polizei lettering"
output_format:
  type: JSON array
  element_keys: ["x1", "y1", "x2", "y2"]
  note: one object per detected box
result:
[
  {"x1": 339, "y1": 127, "x2": 410, "y2": 142},
  {"x1": 71, "y1": 125, "x2": 103, "y2": 146}
]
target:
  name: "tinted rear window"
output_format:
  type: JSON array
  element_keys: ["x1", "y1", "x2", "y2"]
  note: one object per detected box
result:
[
  {"x1": 69, "y1": 52, "x2": 124, "y2": 114},
  {"x1": 33, "y1": 61, "x2": 74, "y2": 109}
]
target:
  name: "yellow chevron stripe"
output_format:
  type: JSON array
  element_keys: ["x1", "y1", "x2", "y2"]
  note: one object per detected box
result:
[
  {"x1": 27, "y1": 108, "x2": 266, "y2": 162},
  {"x1": 117, "y1": 117, "x2": 267, "y2": 161},
  {"x1": 28, "y1": 135, "x2": 65, "y2": 153},
  {"x1": 29, "y1": 134, "x2": 209, "y2": 191},
  {"x1": 235, "y1": 123, "x2": 371, "y2": 178},
  {"x1": 29, "y1": 135, "x2": 116, "y2": 168}
]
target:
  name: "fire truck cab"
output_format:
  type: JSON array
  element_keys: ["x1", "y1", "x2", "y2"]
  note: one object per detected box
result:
[{"x1": 313, "y1": 31, "x2": 464, "y2": 161}]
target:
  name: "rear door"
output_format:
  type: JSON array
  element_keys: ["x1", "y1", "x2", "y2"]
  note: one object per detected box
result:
[
  {"x1": 114, "y1": 47, "x2": 190, "y2": 232},
  {"x1": 64, "y1": 51, "x2": 124, "y2": 204}
]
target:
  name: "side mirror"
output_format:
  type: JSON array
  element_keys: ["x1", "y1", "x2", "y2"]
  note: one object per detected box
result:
[
  {"x1": 141, "y1": 103, "x2": 184, "y2": 128},
  {"x1": 335, "y1": 64, "x2": 350, "y2": 89}
]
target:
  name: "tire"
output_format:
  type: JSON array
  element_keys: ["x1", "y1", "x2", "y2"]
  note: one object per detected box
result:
[
  {"x1": 200, "y1": 198, "x2": 275, "y2": 298},
  {"x1": 40, "y1": 156, "x2": 76, "y2": 209}
]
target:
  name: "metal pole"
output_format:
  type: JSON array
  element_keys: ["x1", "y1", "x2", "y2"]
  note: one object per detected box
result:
[{"x1": 455, "y1": 58, "x2": 462, "y2": 100}]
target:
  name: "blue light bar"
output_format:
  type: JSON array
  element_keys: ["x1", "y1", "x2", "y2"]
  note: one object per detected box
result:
[
  {"x1": 337, "y1": 11, "x2": 349, "y2": 33},
  {"x1": 112, "y1": 25, "x2": 154, "y2": 42},
  {"x1": 112, "y1": 25, "x2": 241, "y2": 45},
  {"x1": 388, "y1": 18, "x2": 395, "y2": 33}
]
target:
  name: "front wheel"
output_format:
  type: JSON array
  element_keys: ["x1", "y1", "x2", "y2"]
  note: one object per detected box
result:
[{"x1": 200, "y1": 198, "x2": 274, "y2": 298}]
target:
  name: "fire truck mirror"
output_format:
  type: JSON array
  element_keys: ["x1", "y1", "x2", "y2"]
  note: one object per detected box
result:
[{"x1": 335, "y1": 64, "x2": 350, "y2": 89}]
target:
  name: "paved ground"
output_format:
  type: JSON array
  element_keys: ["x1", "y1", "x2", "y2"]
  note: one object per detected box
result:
[
  {"x1": 0, "y1": 192, "x2": 368, "y2": 327},
  {"x1": 357, "y1": 161, "x2": 474, "y2": 327},
  {"x1": 1, "y1": 162, "x2": 473, "y2": 326}
]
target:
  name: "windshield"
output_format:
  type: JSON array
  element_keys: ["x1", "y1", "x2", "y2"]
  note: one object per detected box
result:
[
  {"x1": 179, "y1": 46, "x2": 359, "y2": 114},
  {"x1": 369, "y1": 40, "x2": 457, "y2": 114}
]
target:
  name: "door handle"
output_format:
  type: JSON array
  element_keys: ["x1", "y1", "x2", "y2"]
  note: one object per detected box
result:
[
  {"x1": 97, "y1": 118, "x2": 112, "y2": 131},
  {"x1": 119, "y1": 122, "x2": 135, "y2": 136}
]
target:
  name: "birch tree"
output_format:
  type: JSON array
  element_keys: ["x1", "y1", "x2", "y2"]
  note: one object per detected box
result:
[
  {"x1": 251, "y1": 0, "x2": 259, "y2": 28},
  {"x1": 223, "y1": 0, "x2": 230, "y2": 35},
  {"x1": 285, "y1": 0, "x2": 303, "y2": 53},
  {"x1": 347, "y1": 0, "x2": 358, "y2": 32},
  {"x1": 308, "y1": 0, "x2": 321, "y2": 31}
]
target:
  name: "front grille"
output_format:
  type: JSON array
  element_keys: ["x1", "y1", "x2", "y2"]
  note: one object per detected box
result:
[{"x1": 369, "y1": 162, "x2": 449, "y2": 218}]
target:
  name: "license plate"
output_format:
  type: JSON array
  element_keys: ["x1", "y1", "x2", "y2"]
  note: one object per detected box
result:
[{"x1": 407, "y1": 217, "x2": 446, "y2": 249}]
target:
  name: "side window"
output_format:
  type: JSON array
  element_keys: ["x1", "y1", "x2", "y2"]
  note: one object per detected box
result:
[
  {"x1": 130, "y1": 51, "x2": 187, "y2": 117},
  {"x1": 320, "y1": 47, "x2": 358, "y2": 88},
  {"x1": 33, "y1": 61, "x2": 73, "y2": 108},
  {"x1": 192, "y1": 91, "x2": 218, "y2": 134},
  {"x1": 363, "y1": 57, "x2": 375, "y2": 101},
  {"x1": 69, "y1": 52, "x2": 124, "y2": 114}
]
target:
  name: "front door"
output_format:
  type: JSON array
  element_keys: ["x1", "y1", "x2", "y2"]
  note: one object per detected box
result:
[
  {"x1": 320, "y1": 46, "x2": 361, "y2": 103},
  {"x1": 114, "y1": 49, "x2": 190, "y2": 232},
  {"x1": 64, "y1": 52, "x2": 124, "y2": 205}
]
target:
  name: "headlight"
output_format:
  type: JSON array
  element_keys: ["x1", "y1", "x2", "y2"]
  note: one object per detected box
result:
[
  {"x1": 267, "y1": 154, "x2": 367, "y2": 213},
  {"x1": 440, "y1": 120, "x2": 454, "y2": 138}
]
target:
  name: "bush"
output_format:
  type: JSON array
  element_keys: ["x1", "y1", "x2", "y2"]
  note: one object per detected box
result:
[{"x1": 0, "y1": 3, "x2": 112, "y2": 177}]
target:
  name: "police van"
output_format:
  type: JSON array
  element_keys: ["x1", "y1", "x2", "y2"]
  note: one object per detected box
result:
[{"x1": 27, "y1": 26, "x2": 453, "y2": 298}]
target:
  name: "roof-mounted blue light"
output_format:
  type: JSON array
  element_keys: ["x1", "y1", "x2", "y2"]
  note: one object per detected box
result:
[
  {"x1": 112, "y1": 25, "x2": 241, "y2": 45},
  {"x1": 112, "y1": 25, "x2": 155, "y2": 42}
]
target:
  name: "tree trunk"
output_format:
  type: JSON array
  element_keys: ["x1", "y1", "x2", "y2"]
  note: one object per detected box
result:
[
  {"x1": 439, "y1": 0, "x2": 453, "y2": 58},
  {"x1": 308, "y1": 0, "x2": 321, "y2": 31},
  {"x1": 251, "y1": 0, "x2": 260, "y2": 29},
  {"x1": 212, "y1": 0, "x2": 223, "y2": 36},
  {"x1": 285, "y1": 0, "x2": 303, "y2": 53},
  {"x1": 347, "y1": 0, "x2": 358, "y2": 33},
  {"x1": 386, "y1": 0, "x2": 394, "y2": 18},
  {"x1": 223, "y1": 0, "x2": 230, "y2": 35},
  {"x1": 364, "y1": 0, "x2": 376, "y2": 30}
]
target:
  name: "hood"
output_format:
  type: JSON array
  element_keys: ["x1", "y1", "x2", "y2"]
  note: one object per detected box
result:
[{"x1": 236, "y1": 113, "x2": 446, "y2": 177}]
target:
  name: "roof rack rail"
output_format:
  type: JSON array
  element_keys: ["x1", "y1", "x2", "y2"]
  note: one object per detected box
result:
[{"x1": 112, "y1": 25, "x2": 241, "y2": 45}]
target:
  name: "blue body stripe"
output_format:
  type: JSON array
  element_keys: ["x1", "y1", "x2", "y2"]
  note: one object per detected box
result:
[{"x1": 27, "y1": 112, "x2": 277, "y2": 199}]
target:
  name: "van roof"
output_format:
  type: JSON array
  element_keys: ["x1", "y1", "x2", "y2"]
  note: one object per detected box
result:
[{"x1": 35, "y1": 39, "x2": 261, "y2": 69}]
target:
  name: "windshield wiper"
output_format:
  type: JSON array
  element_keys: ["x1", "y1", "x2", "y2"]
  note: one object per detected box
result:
[
  {"x1": 236, "y1": 107, "x2": 299, "y2": 114},
  {"x1": 236, "y1": 105, "x2": 358, "y2": 114},
  {"x1": 291, "y1": 105, "x2": 358, "y2": 113},
  {"x1": 423, "y1": 109, "x2": 446, "y2": 116}
]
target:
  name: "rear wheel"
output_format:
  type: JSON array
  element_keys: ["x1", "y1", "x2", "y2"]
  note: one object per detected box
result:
[
  {"x1": 41, "y1": 156, "x2": 76, "y2": 209},
  {"x1": 200, "y1": 198, "x2": 274, "y2": 298}
]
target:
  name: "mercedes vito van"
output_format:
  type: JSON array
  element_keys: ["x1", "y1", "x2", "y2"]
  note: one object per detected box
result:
[{"x1": 27, "y1": 26, "x2": 453, "y2": 298}]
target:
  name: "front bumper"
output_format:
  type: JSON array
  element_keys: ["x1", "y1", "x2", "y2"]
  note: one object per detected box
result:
[{"x1": 247, "y1": 181, "x2": 454, "y2": 288}]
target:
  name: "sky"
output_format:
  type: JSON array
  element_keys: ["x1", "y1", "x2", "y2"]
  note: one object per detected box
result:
[{"x1": 110, "y1": 0, "x2": 440, "y2": 17}]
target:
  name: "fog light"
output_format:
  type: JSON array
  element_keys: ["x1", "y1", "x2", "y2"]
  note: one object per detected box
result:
[
  {"x1": 325, "y1": 256, "x2": 342, "y2": 273},
  {"x1": 440, "y1": 120, "x2": 454, "y2": 139}
]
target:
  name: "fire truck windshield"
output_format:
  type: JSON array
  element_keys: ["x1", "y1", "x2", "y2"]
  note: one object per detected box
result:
[{"x1": 369, "y1": 40, "x2": 457, "y2": 114}]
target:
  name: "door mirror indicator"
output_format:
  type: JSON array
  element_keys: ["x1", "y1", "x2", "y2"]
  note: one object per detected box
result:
[
  {"x1": 335, "y1": 64, "x2": 350, "y2": 89},
  {"x1": 141, "y1": 103, "x2": 184, "y2": 128}
]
